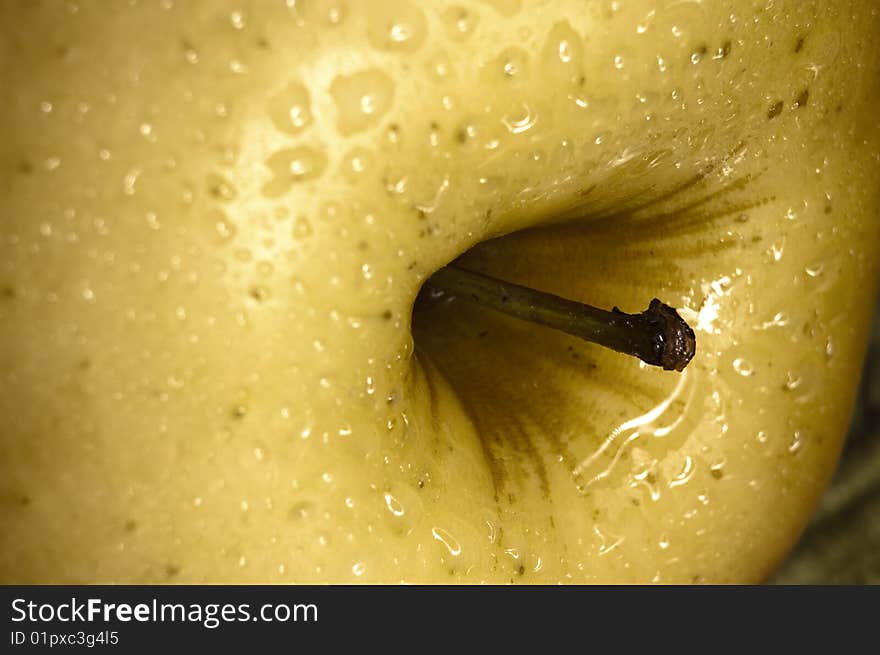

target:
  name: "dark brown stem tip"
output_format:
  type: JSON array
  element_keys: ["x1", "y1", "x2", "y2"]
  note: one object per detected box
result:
[{"x1": 643, "y1": 299, "x2": 696, "y2": 372}]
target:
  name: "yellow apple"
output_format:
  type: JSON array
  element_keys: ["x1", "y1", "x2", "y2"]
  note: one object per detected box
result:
[{"x1": 1, "y1": 0, "x2": 878, "y2": 583}]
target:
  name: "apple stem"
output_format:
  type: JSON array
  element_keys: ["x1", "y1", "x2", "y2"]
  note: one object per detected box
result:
[{"x1": 424, "y1": 264, "x2": 696, "y2": 371}]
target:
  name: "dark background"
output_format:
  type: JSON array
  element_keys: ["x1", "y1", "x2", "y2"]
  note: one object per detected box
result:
[{"x1": 772, "y1": 297, "x2": 880, "y2": 583}]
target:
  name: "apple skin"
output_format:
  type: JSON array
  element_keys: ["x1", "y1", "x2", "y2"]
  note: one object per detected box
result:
[{"x1": 0, "y1": 0, "x2": 878, "y2": 583}]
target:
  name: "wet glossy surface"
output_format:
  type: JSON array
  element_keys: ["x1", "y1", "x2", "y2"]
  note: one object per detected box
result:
[{"x1": 1, "y1": 0, "x2": 879, "y2": 582}]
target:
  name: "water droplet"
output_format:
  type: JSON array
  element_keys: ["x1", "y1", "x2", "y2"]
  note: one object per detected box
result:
[
  {"x1": 360, "y1": 94, "x2": 378, "y2": 115},
  {"x1": 654, "y1": 0, "x2": 710, "y2": 53},
  {"x1": 297, "y1": 0, "x2": 348, "y2": 25},
  {"x1": 268, "y1": 82, "x2": 312, "y2": 135},
  {"x1": 558, "y1": 40, "x2": 573, "y2": 63},
  {"x1": 431, "y1": 526, "x2": 462, "y2": 556},
  {"x1": 139, "y1": 122, "x2": 155, "y2": 141},
  {"x1": 249, "y1": 285, "x2": 270, "y2": 302},
  {"x1": 768, "y1": 239, "x2": 785, "y2": 262},
  {"x1": 635, "y1": 7, "x2": 657, "y2": 34},
  {"x1": 575, "y1": 371, "x2": 691, "y2": 492},
  {"x1": 489, "y1": 46, "x2": 530, "y2": 81},
  {"x1": 351, "y1": 562, "x2": 366, "y2": 576},
  {"x1": 263, "y1": 147, "x2": 328, "y2": 197},
  {"x1": 327, "y1": 5, "x2": 344, "y2": 23},
  {"x1": 145, "y1": 211, "x2": 161, "y2": 230},
  {"x1": 783, "y1": 371, "x2": 801, "y2": 392},
  {"x1": 390, "y1": 23, "x2": 411, "y2": 42},
  {"x1": 340, "y1": 147, "x2": 373, "y2": 182},
  {"x1": 184, "y1": 43, "x2": 199, "y2": 63},
  {"x1": 330, "y1": 70, "x2": 395, "y2": 135},
  {"x1": 594, "y1": 524, "x2": 624, "y2": 556},
  {"x1": 123, "y1": 168, "x2": 141, "y2": 195},
  {"x1": 384, "y1": 174, "x2": 407, "y2": 195},
  {"x1": 230, "y1": 9, "x2": 246, "y2": 30},
  {"x1": 366, "y1": 1, "x2": 427, "y2": 52},
  {"x1": 804, "y1": 262, "x2": 824, "y2": 278},
  {"x1": 732, "y1": 357, "x2": 754, "y2": 377},
  {"x1": 501, "y1": 103, "x2": 537, "y2": 135},
  {"x1": 383, "y1": 493, "x2": 405, "y2": 517},
  {"x1": 754, "y1": 312, "x2": 789, "y2": 331},
  {"x1": 669, "y1": 455, "x2": 695, "y2": 488},
  {"x1": 293, "y1": 216, "x2": 313, "y2": 238},
  {"x1": 207, "y1": 173, "x2": 238, "y2": 202},
  {"x1": 631, "y1": 466, "x2": 661, "y2": 501},
  {"x1": 444, "y1": 6, "x2": 479, "y2": 40}
]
